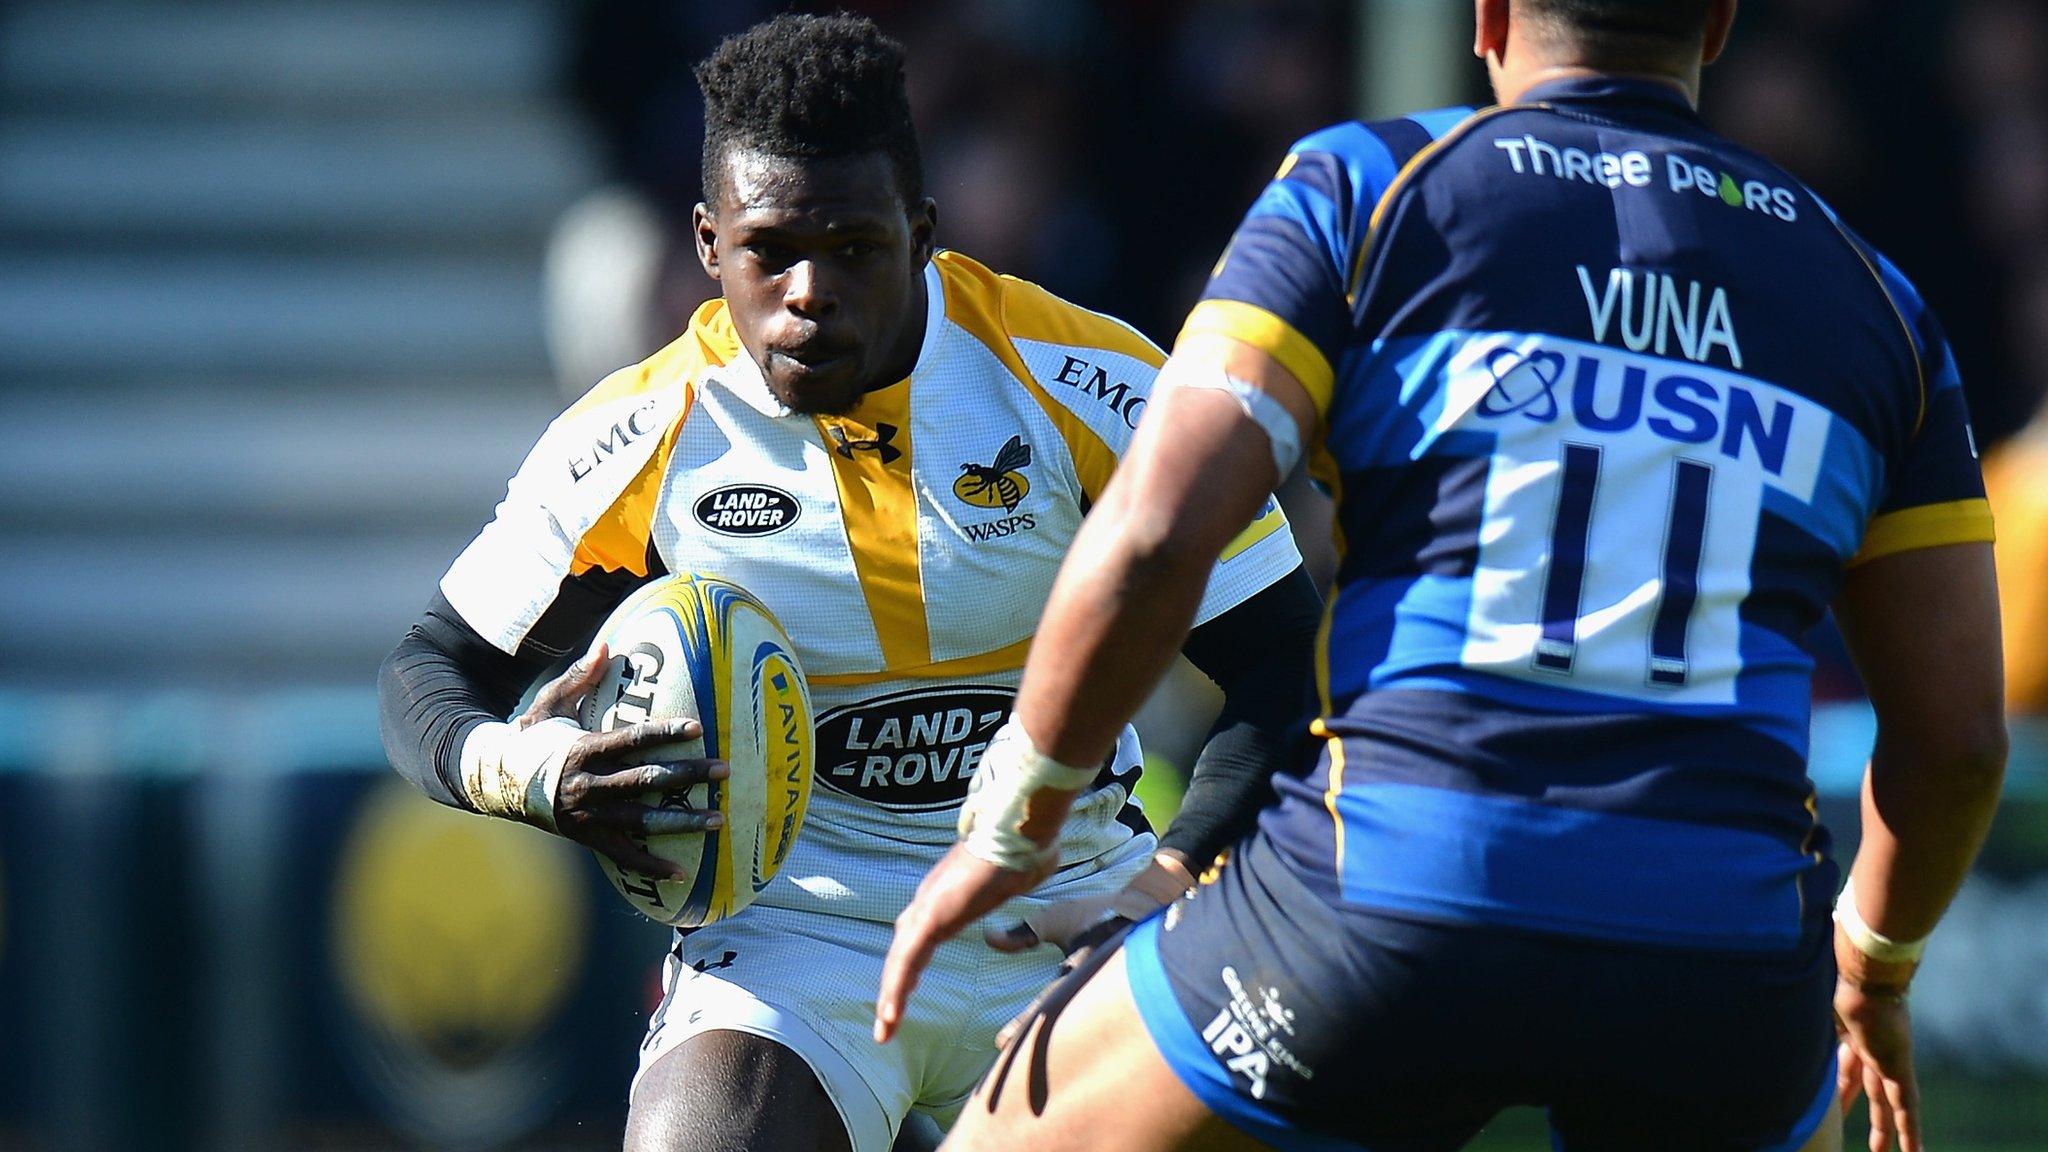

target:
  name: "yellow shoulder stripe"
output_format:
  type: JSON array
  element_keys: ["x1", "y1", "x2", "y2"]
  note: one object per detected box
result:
[
  {"x1": 1850, "y1": 498, "x2": 1996, "y2": 568},
  {"x1": 1178, "y1": 299, "x2": 1336, "y2": 415},
  {"x1": 568, "y1": 303, "x2": 738, "y2": 576},
  {"x1": 938, "y1": 251, "x2": 1122, "y2": 501},
  {"x1": 958, "y1": 250, "x2": 1168, "y2": 369}
]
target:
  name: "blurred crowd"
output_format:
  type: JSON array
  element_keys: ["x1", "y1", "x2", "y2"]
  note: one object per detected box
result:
[{"x1": 551, "y1": 0, "x2": 2048, "y2": 711}]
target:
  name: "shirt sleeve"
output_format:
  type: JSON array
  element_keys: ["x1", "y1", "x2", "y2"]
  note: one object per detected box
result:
[
  {"x1": 1849, "y1": 255, "x2": 1995, "y2": 567},
  {"x1": 439, "y1": 366, "x2": 689, "y2": 654},
  {"x1": 999, "y1": 277, "x2": 1306, "y2": 626}
]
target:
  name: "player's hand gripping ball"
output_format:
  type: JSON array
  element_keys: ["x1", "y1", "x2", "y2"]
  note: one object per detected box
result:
[{"x1": 579, "y1": 575, "x2": 815, "y2": 926}]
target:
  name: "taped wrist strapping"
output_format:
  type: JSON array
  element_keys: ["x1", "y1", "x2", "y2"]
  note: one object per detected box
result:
[
  {"x1": 1172, "y1": 367, "x2": 1304, "y2": 479},
  {"x1": 958, "y1": 716, "x2": 1098, "y2": 872},
  {"x1": 1834, "y1": 882, "x2": 1929, "y2": 965},
  {"x1": 458, "y1": 716, "x2": 583, "y2": 831}
]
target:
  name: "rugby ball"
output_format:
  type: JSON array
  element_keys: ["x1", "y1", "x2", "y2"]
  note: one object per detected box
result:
[{"x1": 578, "y1": 574, "x2": 814, "y2": 926}]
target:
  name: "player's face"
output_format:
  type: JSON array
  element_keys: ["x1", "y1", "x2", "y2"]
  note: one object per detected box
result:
[{"x1": 696, "y1": 149, "x2": 937, "y2": 415}]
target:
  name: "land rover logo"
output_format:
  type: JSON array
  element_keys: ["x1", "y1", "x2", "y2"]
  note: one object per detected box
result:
[
  {"x1": 814, "y1": 686, "x2": 1012, "y2": 811},
  {"x1": 694, "y1": 485, "x2": 801, "y2": 537}
]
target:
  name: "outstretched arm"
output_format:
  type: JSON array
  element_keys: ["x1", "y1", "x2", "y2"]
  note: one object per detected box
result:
[
  {"x1": 1830, "y1": 542, "x2": 2006, "y2": 1152},
  {"x1": 876, "y1": 336, "x2": 1316, "y2": 1041}
]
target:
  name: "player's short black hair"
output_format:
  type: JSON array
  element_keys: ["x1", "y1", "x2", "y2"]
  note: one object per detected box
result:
[
  {"x1": 695, "y1": 12, "x2": 924, "y2": 208},
  {"x1": 1518, "y1": 0, "x2": 1715, "y2": 49}
]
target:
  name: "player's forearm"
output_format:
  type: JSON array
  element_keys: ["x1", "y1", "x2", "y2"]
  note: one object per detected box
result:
[
  {"x1": 1847, "y1": 727, "x2": 2006, "y2": 943},
  {"x1": 1016, "y1": 497, "x2": 1218, "y2": 771},
  {"x1": 1014, "y1": 387, "x2": 1284, "y2": 772},
  {"x1": 377, "y1": 594, "x2": 549, "y2": 810}
]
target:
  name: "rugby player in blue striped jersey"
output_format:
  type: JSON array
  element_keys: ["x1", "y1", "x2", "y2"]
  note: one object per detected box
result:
[{"x1": 881, "y1": 3, "x2": 2006, "y2": 1150}]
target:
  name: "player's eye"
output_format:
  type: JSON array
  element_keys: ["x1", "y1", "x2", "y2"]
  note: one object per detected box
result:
[
  {"x1": 747, "y1": 244, "x2": 794, "y2": 270},
  {"x1": 837, "y1": 241, "x2": 878, "y2": 260}
]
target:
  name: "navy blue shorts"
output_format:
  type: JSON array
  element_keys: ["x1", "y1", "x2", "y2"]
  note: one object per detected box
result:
[{"x1": 1123, "y1": 830, "x2": 1838, "y2": 1152}]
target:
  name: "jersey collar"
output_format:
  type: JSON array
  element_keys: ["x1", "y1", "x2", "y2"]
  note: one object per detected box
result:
[{"x1": 1516, "y1": 74, "x2": 1700, "y2": 119}]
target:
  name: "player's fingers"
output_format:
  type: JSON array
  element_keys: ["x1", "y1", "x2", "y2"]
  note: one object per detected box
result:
[
  {"x1": 589, "y1": 835, "x2": 690, "y2": 883},
  {"x1": 1885, "y1": 1066, "x2": 1920, "y2": 1152},
  {"x1": 994, "y1": 986, "x2": 1055, "y2": 1050},
  {"x1": 876, "y1": 909, "x2": 941, "y2": 1045},
  {"x1": 577, "y1": 802, "x2": 725, "y2": 836},
  {"x1": 984, "y1": 920, "x2": 1041, "y2": 953},
  {"x1": 521, "y1": 643, "x2": 611, "y2": 726},
  {"x1": 582, "y1": 760, "x2": 724, "y2": 795},
  {"x1": 582, "y1": 718, "x2": 702, "y2": 761},
  {"x1": 1837, "y1": 1041, "x2": 1864, "y2": 1113},
  {"x1": 1864, "y1": 1060, "x2": 1891, "y2": 1152}
]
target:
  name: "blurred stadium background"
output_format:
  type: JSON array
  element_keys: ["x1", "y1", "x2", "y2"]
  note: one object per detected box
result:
[{"x1": 0, "y1": 1, "x2": 2044, "y2": 1149}]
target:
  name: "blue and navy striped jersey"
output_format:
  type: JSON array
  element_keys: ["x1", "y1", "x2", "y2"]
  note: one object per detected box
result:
[{"x1": 1188, "y1": 77, "x2": 1995, "y2": 953}]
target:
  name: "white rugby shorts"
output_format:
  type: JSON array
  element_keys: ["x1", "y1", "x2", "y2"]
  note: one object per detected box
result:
[{"x1": 632, "y1": 834, "x2": 1151, "y2": 1150}]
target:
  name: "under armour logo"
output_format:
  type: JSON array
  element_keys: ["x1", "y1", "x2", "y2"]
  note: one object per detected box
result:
[
  {"x1": 830, "y1": 422, "x2": 903, "y2": 463},
  {"x1": 691, "y1": 950, "x2": 739, "y2": 973}
]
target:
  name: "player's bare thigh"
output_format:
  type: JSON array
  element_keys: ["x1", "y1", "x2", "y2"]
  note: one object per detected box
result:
[
  {"x1": 627, "y1": 1030, "x2": 853, "y2": 1152},
  {"x1": 938, "y1": 946, "x2": 1847, "y2": 1152},
  {"x1": 940, "y1": 947, "x2": 1260, "y2": 1152}
]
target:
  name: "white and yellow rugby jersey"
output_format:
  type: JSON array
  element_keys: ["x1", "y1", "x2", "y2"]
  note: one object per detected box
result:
[{"x1": 441, "y1": 250, "x2": 1301, "y2": 921}]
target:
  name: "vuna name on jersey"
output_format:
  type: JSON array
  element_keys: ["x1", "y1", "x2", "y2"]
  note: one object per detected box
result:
[{"x1": 1577, "y1": 266, "x2": 1742, "y2": 369}]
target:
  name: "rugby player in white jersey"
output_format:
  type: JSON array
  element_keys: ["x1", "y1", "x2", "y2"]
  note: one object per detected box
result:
[{"x1": 377, "y1": 14, "x2": 1318, "y2": 1152}]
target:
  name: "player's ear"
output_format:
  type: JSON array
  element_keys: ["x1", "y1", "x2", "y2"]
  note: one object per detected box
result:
[
  {"x1": 908, "y1": 198, "x2": 938, "y2": 267},
  {"x1": 1701, "y1": 0, "x2": 1738, "y2": 66},
  {"x1": 1474, "y1": 0, "x2": 1510, "y2": 65},
  {"x1": 693, "y1": 202, "x2": 722, "y2": 282}
]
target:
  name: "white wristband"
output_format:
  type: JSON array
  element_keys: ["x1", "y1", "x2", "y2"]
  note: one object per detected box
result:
[
  {"x1": 1834, "y1": 882, "x2": 1928, "y2": 965},
  {"x1": 458, "y1": 716, "x2": 584, "y2": 832},
  {"x1": 1171, "y1": 367, "x2": 1304, "y2": 479},
  {"x1": 957, "y1": 716, "x2": 1098, "y2": 873}
]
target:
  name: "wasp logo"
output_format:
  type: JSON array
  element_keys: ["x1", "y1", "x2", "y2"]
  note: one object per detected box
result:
[
  {"x1": 830, "y1": 422, "x2": 902, "y2": 464},
  {"x1": 954, "y1": 435, "x2": 1032, "y2": 511}
]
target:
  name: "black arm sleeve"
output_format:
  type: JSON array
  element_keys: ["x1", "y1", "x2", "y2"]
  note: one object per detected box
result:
[
  {"x1": 1165, "y1": 564, "x2": 1323, "y2": 866},
  {"x1": 379, "y1": 561, "x2": 661, "y2": 808},
  {"x1": 376, "y1": 592, "x2": 559, "y2": 809}
]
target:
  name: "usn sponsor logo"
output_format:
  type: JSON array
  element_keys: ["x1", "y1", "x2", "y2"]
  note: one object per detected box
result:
[
  {"x1": 1491, "y1": 133, "x2": 1799, "y2": 221},
  {"x1": 1052, "y1": 355, "x2": 1148, "y2": 429},
  {"x1": 1200, "y1": 966, "x2": 1311, "y2": 1101},
  {"x1": 1577, "y1": 266, "x2": 1743, "y2": 369},
  {"x1": 1475, "y1": 345, "x2": 1804, "y2": 478},
  {"x1": 568, "y1": 399, "x2": 661, "y2": 482},
  {"x1": 814, "y1": 687, "x2": 1010, "y2": 810},
  {"x1": 693, "y1": 484, "x2": 801, "y2": 537}
]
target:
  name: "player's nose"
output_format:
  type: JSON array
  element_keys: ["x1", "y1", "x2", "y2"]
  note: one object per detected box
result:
[{"x1": 783, "y1": 260, "x2": 840, "y2": 319}]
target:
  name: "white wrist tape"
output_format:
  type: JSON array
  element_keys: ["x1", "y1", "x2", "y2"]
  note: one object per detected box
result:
[
  {"x1": 458, "y1": 716, "x2": 584, "y2": 832},
  {"x1": 1834, "y1": 882, "x2": 1928, "y2": 965},
  {"x1": 958, "y1": 716, "x2": 1099, "y2": 873},
  {"x1": 1172, "y1": 367, "x2": 1304, "y2": 479}
]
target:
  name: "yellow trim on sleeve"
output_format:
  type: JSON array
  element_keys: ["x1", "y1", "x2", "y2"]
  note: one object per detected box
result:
[
  {"x1": 1177, "y1": 299, "x2": 1336, "y2": 415},
  {"x1": 816, "y1": 381, "x2": 931, "y2": 670},
  {"x1": 1220, "y1": 502, "x2": 1288, "y2": 563},
  {"x1": 567, "y1": 305, "x2": 738, "y2": 576},
  {"x1": 937, "y1": 251, "x2": 1125, "y2": 502},
  {"x1": 1849, "y1": 498, "x2": 1996, "y2": 568}
]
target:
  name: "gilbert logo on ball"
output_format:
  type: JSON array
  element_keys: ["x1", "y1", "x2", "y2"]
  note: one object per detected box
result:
[{"x1": 581, "y1": 574, "x2": 814, "y2": 926}]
